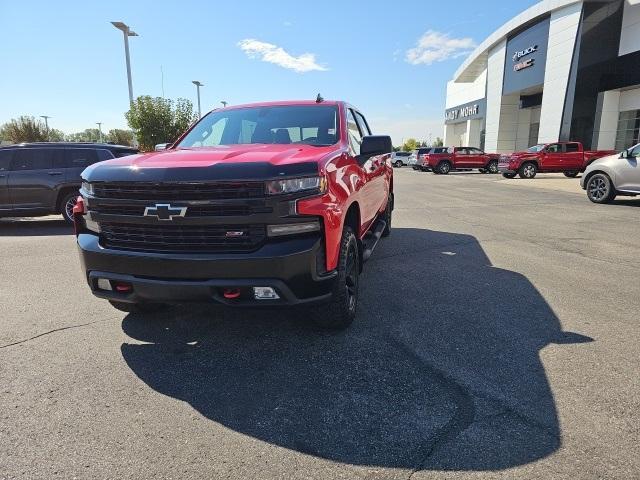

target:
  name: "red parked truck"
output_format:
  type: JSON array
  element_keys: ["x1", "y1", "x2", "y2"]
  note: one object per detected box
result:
[
  {"x1": 498, "y1": 142, "x2": 616, "y2": 179},
  {"x1": 73, "y1": 100, "x2": 393, "y2": 330},
  {"x1": 420, "y1": 147, "x2": 501, "y2": 174}
]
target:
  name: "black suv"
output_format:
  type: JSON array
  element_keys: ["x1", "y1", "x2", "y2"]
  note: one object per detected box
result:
[{"x1": 0, "y1": 143, "x2": 138, "y2": 222}]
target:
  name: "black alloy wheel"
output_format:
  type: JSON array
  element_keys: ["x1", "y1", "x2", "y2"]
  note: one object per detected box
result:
[
  {"x1": 487, "y1": 160, "x2": 499, "y2": 174},
  {"x1": 60, "y1": 191, "x2": 80, "y2": 223},
  {"x1": 437, "y1": 161, "x2": 451, "y2": 175},
  {"x1": 312, "y1": 226, "x2": 359, "y2": 330}
]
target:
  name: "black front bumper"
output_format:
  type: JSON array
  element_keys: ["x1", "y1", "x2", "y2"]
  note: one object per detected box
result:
[
  {"x1": 498, "y1": 165, "x2": 516, "y2": 174},
  {"x1": 78, "y1": 233, "x2": 337, "y2": 307}
]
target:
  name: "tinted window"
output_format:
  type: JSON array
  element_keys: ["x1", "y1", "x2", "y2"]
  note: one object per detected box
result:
[
  {"x1": 346, "y1": 109, "x2": 363, "y2": 155},
  {"x1": 0, "y1": 150, "x2": 13, "y2": 171},
  {"x1": 546, "y1": 144, "x2": 561, "y2": 153},
  {"x1": 354, "y1": 112, "x2": 371, "y2": 136},
  {"x1": 97, "y1": 149, "x2": 115, "y2": 161},
  {"x1": 418, "y1": 148, "x2": 431, "y2": 155},
  {"x1": 565, "y1": 143, "x2": 580, "y2": 153},
  {"x1": 64, "y1": 149, "x2": 98, "y2": 168},
  {"x1": 395, "y1": 152, "x2": 410, "y2": 157},
  {"x1": 11, "y1": 149, "x2": 54, "y2": 170},
  {"x1": 177, "y1": 105, "x2": 339, "y2": 147},
  {"x1": 434, "y1": 148, "x2": 448, "y2": 154}
]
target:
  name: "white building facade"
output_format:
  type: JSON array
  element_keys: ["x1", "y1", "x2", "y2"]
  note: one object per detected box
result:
[{"x1": 444, "y1": 0, "x2": 640, "y2": 153}]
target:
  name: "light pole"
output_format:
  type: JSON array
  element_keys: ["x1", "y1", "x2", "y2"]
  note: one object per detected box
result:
[
  {"x1": 40, "y1": 115, "x2": 51, "y2": 140},
  {"x1": 111, "y1": 21, "x2": 138, "y2": 105},
  {"x1": 220, "y1": 101, "x2": 228, "y2": 108},
  {"x1": 192, "y1": 81, "x2": 204, "y2": 118},
  {"x1": 96, "y1": 122, "x2": 103, "y2": 143}
]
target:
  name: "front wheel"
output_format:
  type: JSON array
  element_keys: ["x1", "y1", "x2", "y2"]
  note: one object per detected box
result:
[
  {"x1": 394, "y1": 160, "x2": 403, "y2": 168},
  {"x1": 486, "y1": 159, "x2": 499, "y2": 174},
  {"x1": 382, "y1": 194, "x2": 393, "y2": 237},
  {"x1": 586, "y1": 173, "x2": 616, "y2": 204},
  {"x1": 519, "y1": 162, "x2": 537, "y2": 179},
  {"x1": 436, "y1": 161, "x2": 451, "y2": 175},
  {"x1": 60, "y1": 191, "x2": 79, "y2": 223},
  {"x1": 502, "y1": 172, "x2": 517, "y2": 179},
  {"x1": 312, "y1": 226, "x2": 359, "y2": 330},
  {"x1": 564, "y1": 171, "x2": 579, "y2": 178}
]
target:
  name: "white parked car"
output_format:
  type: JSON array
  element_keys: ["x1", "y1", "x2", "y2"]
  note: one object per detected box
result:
[
  {"x1": 581, "y1": 143, "x2": 640, "y2": 203},
  {"x1": 391, "y1": 151, "x2": 412, "y2": 167}
]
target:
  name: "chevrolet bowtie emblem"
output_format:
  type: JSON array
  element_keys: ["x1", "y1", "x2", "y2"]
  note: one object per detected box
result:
[{"x1": 143, "y1": 204, "x2": 187, "y2": 221}]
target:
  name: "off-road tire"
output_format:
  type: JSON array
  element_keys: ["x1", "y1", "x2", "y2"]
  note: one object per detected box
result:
[
  {"x1": 382, "y1": 194, "x2": 393, "y2": 237},
  {"x1": 312, "y1": 226, "x2": 359, "y2": 330}
]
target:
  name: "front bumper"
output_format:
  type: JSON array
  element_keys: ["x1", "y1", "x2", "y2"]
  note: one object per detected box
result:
[
  {"x1": 498, "y1": 164, "x2": 516, "y2": 174},
  {"x1": 77, "y1": 233, "x2": 337, "y2": 306}
]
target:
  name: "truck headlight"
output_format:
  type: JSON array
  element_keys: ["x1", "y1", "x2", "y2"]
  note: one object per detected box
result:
[
  {"x1": 266, "y1": 176, "x2": 326, "y2": 196},
  {"x1": 81, "y1": 181, "x2": 94, "y2": 196}
]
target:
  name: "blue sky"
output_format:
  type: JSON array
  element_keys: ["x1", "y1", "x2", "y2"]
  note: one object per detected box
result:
[{"x1": 0, "y1": 0, "x2": 534, "y2": 145}]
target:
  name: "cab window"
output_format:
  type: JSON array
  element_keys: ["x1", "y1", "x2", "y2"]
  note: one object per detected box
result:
[
  {"x1": 565, "y1": 143, "x2": 580, "y2": 153},
  {"x1": 546, "y1": 144, "x2": 561, "y2": 153},
  {"x1": 346, "y1": 109, "x2": 363, "y2": 155}
]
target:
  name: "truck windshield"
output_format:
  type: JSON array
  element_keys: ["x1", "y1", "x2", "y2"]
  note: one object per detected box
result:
[
  {"x1": 527, "y1": 144, "x2": 545, "y2": 153},
  {"x1": 177, "y1": 105, "x2": 339, "y2": 148}
]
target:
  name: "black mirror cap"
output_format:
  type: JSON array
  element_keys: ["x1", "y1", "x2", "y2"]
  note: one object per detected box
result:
[{"x1": 361, "y1": 135, "x2": 393, "y2": 158}]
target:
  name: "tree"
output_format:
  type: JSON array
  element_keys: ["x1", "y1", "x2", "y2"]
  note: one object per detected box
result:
[
  {"x1": 433, "y1": 137, "x2": 444, "y2": 147},
  {"x1": 125, "y1": 96, "x2": 198, "y2": 151},
  {"x1": 49, "y1": 129, "x2": 65, "y2": 142},
  {"x1": 0, "y1": 116, "x2": 49, "y2": 143},
  {"x1": 107, "y1": 128, "x2": 135, "y2": 146},
  {"x1": 66, "y1": 129, "x2": 101, "y2": 143},
  {"x1": 401, "y1": 138, "x2": 419, "y2": 152}
]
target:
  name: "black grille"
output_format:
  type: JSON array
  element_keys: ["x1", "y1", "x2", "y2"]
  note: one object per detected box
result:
[
  {"x1": 93, "y1": 182, "x2": 265, "y2": 200},
  {"x1": 100, "y1": 223, "x2": 266, "y2": 253},
  {"x1": 93, "y1": 204, "x2": 262, "y2": 217}
]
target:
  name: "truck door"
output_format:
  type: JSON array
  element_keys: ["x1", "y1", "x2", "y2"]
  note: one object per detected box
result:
[
  {"x1": 543, "y1": 143, "x2": 563, "y2": 170},
  {"x1": 0, "y1": 149, "x2": 12, "y2": 210},
  {"x1": 563, "y1": 142, "x2": 582, "y2": 171},
  {"x1": 354, "y1": 110, "x2": 387, "y2": 216},
  {"x1": 467, "y1": 147, "x2": 486, "y2": 167},
  {"x1": 346, "y1": 109, "x2": 376, "y2": 231}
]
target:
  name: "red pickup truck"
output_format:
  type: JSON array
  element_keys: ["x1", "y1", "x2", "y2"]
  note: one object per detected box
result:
[
  {"x1": 73, "y1": 100, "x2": 393, "y2": 330},
  {"x1": 420, "y1": 147, "x2": 501, "y2": 174},
  {"x1": 498, "y1": 142, "x2": 616, "y2": 179}
]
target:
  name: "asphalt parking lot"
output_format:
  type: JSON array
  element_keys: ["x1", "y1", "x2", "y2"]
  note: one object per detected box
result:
[{"x1": 1, "y1": 169, "x2": 638, "y2": 479}]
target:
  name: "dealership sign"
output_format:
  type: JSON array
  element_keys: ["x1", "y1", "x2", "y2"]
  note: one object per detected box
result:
[
  {"x1": 444, "y1": 98, "x2": 486, "y2": 124},
  {"x1": 512, "y1": 45, "x2": 538, "y2": 62}
]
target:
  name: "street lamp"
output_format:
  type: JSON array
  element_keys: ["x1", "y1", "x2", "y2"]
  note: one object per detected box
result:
[
  {"x1": 111, "y1": 21, "x2": 138, "y2": 105},
  {"x1": 96, "y1": 122, "x2": 103, "y2": 143},
  {"x1": 192, "y1": 81, "x2": 204, "y2": 118},
  {"x1": 40, "y1": 115, "x2": 51, "y2": 140},
  {"x1": 220, "y1": 101, "x2": 228, "y2": 108}
]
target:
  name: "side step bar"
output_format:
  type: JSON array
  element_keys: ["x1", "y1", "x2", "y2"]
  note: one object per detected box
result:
[{"x1": 361, "y1": 219, "x2": 387, "y2": 263}]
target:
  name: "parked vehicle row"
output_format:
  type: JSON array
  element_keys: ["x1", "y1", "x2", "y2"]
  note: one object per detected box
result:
[
  {"x1": 0, "y1": 143, "x2": 138, "y2": 222},
  {"x1": 418, "y1": 147, "x2": 500, "y2": 174},
  {"x1": 498, "y1": 142, "x2": 615, "y2": 179}
]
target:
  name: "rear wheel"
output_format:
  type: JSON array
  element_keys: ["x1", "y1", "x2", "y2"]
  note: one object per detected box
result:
[
  {"x1": 109, "y1": 301, "x2": 165, "y2": 313},
  {"x1": 436, "y1": 161, "x2": 451, "y2": 175},
  {"x1": 312, "y1": 226, "x2": 359, "y2": 330},
  {"x1": 394, "y1": 160, "x2": 403, "y2": 168},
  {"x1": 486, "y1": 159, "x2": 499, "y2": 174},
  {"x1": 519, "y1": 162, "x2": 537, "y2": 179},
  {"x1": 60, "y1": 191, "x2": 79, "y2": 223},
  {"x1": 586, "y1": 173, "x2": 616, "y2": 204},
  {"x1": 564, "y1": 171, "x2": 579, "y2": 178}
]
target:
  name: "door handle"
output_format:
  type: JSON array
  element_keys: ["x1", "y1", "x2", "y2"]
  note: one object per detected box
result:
[{"x1": 47, "y1": 172, "x2": 63, "y2": 176}]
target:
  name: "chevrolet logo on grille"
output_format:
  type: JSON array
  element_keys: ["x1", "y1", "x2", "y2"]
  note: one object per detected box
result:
[{"x1": 143, "y1": 204, "x2": 187, "y2": 221}]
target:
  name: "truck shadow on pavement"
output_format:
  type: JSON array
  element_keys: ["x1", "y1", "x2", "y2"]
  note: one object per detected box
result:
[{"x1": 120, "y1": 228, "x2": 593, "y2": 472}]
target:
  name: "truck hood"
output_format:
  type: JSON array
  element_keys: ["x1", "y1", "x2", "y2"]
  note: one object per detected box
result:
[{"x1": 83, "y1": 144, "x2": 342, "y2": 182}]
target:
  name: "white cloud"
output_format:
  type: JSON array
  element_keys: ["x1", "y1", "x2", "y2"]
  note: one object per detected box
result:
[
  {"x1": 405, "y1": 30, "x2": 476, "y2": 66},
  {"x1": 237, "y1": 39, "x2": 327, "y2": 73}
]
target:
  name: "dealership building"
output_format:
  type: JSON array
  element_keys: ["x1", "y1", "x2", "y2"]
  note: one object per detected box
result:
[{"x1": 443, "y1": 0, "x2": 640, "y2": 153}]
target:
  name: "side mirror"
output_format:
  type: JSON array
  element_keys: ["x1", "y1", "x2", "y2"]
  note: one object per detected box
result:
[
  {"x1": 620, "y1": 149, "x2": 629, "y2": 159},
  {"x1": 155, "y1": 143, "x2": 171, "y2": 151},
  {"x1": 358, "y1": 135, "x2": 392, "y2": 163}
]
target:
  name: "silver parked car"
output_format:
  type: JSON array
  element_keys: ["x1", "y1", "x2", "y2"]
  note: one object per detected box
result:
[
  {"x1": 391, "y1": 151, "x2": 412, "y2": 167},
  {"x1": 581, "y1": 143, "x2": 640, "y2": 203}
]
